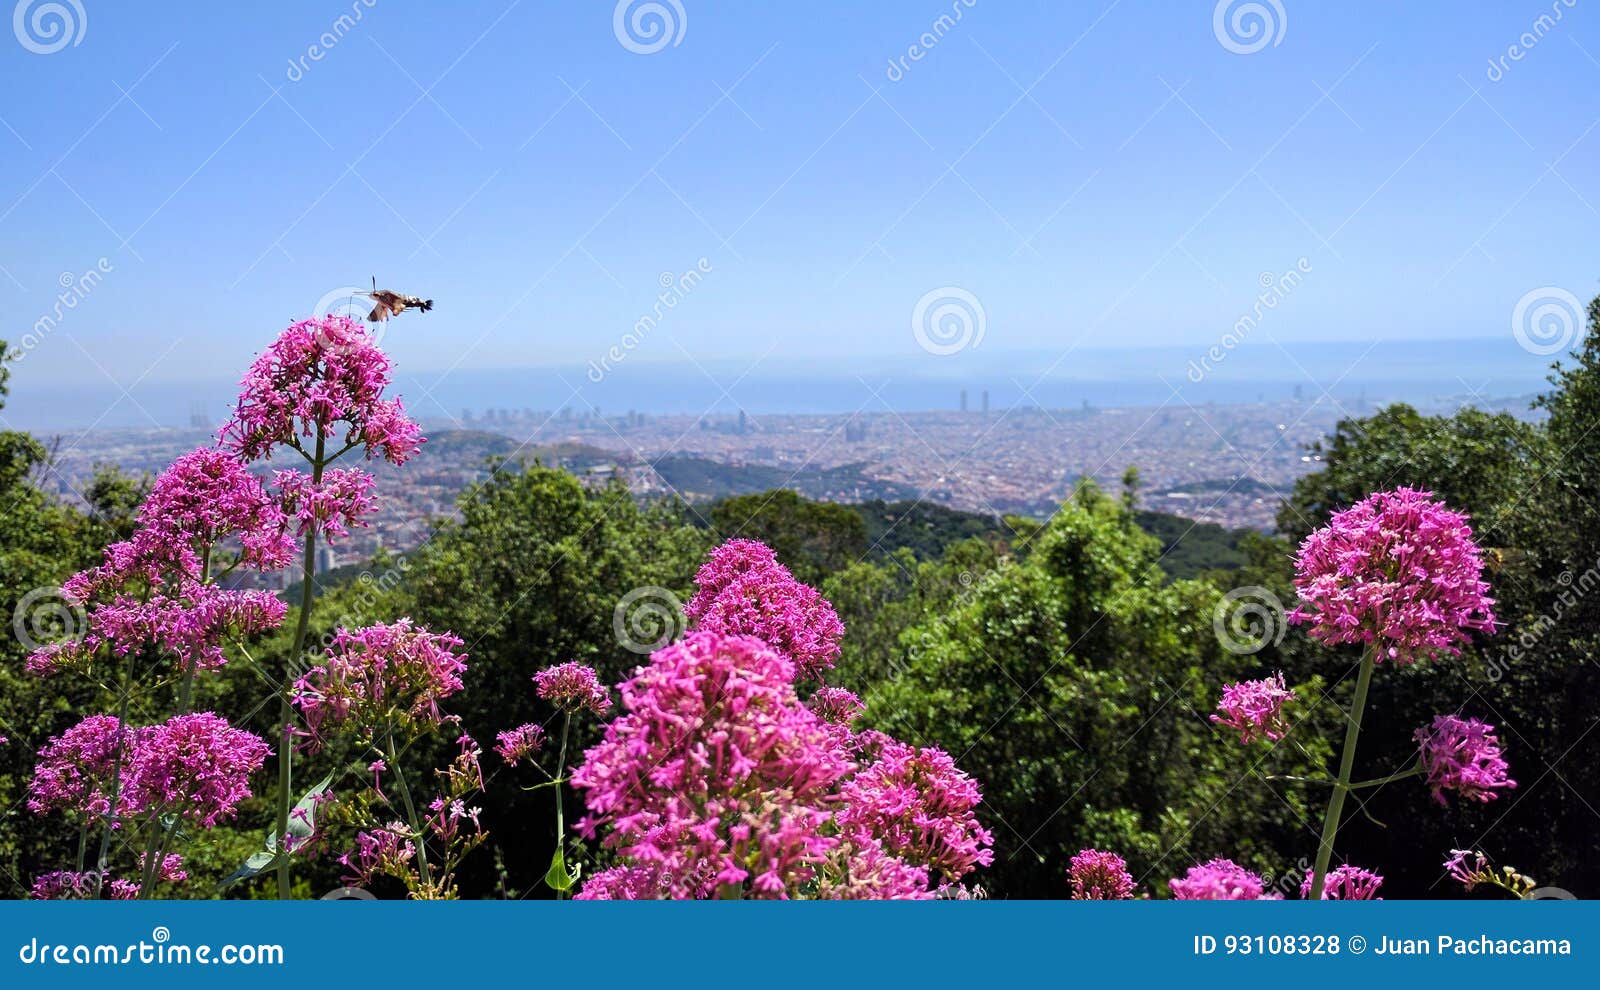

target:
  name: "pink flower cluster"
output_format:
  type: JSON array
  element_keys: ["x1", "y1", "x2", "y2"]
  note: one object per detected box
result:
[
  {"x1": 121, "y1": 713, "x2": 270, "y2": 828},
  {"x1": 1211, "y1": 672, "x2": 1295, "y2": 744},
  {"x1": 571, "y1": 632, "x2": 850, "y2": 898},
  {"x1": 29, "y1": 713, "x2": 266, "y2": 827},
  {"x1": 221, "y1": 315, "x2": 422, "y2": 465},
  {"x1": 684, "y1": 539, "x2": 845, "y2": 680},
  {"x1": 293, "y1": 619, "x2": 468, "y2": 741},
  {"x1": 1415, "y1": 714, "x2": 1516, "y2": 805},
  {"x1": 1287, "y1": 488, "x2": 1497, "y2": 664},
  {"x1": 571, "y1": 628, "x2": 992, "y2": 900},
  {"x1": 29, "y1": 871, "x2": 139, "y2": 900},
  {"x1": 1170, "y1": 858, "x2": 1275, "y2": 900},
  {"x1": 272, "y1": 468, "x2": 377, "y2": 544},
  {"x1": 1067, "y1": 848, "x2": 1136, "y2": 899},
  {"x1": 1302, "y1": 864, "x2": 1383, "y2": 900},
  {"x1": 836, "y1": 732, "x2": 994, "y2": 883},
  {"x1": 494, "y1": 723, "x2": 546, "y2": 767},
  {"x1": 137, "y1": 447, "x2": 295, "y2": 570},
  {"x1": 1444, "y1": 849, "x2": 1492, "y2": 891},
  {"x1": 809, "y1": 686, "x2": 865, "y2": 727},
  {"x1": 532, "y1": 662, "x2": 610, "y2": 717}
]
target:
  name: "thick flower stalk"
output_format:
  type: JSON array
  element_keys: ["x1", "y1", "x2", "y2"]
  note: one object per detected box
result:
[
  {"x1": 1067, "y1": 848, "x2": 1136, "y2": 900},
  {"x1": 684, "y1": 539, "x2": 845, "y2": 679},
  {"x1": 1286, "y1": 489, "x2": 1499, "y2": 901},
  {"x1": 222, "y1": 314, "x2": 423, "y2": 899}
]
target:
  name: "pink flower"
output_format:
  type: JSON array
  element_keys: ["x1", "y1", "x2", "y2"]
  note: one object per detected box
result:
[
  {"x1": 90, "y1": 586, "x2": 286, "y2": 674},
  {"x1": 809, "y1": 687, "x2": 865, "y2": 727},
  {"x1": 340, "y1": 825, "x2": 416, "y2": 886},
  {"x1": 1068, "y1": 848, "x2": 1136, "y2": 900},
  {"x1": 1415, "y1": 714, "x2": 1516, "y2": 805},
  {"x1": 28, "y1": 714, "x2": 144, "y2": 819},
  {"x1": 1444, "y1": 849, "x2": 1492, "y2": 891},
  {"x1": 571, "y1": 631, "x2": 854, "y2": 899},
  {"x1": 533, "y1": 662, "x2": 610, "y2": 717},
  {"x1": 222, "y1": 315, "x2": 423, "y2": 465},
  {"x1": 29, "y1": 871, "x2": 106, "y2": 900},
  {"x1": 137, "y1": 447, "x2": 294, "y2": 570},
  {"x1": 494, "y1": 723, "x2": 546, "y2": 767},
  {"x1": 138, "y1": 853, "x2": 189, "y2": 885},
  {"x1": 1170, "y1": 858, "x2": 1273, "y2": 900},
  {"x1": 123, "y1": 713, "x2": 269, "y2": 828},
  {"x1": 1302, "y1": 864, "x2": 1383, "y2": 900},
  {"x1": 575, "y1": 865, "x2": 663, "y2": 900},
  {"x1": 1287, "y1": 488, "x2": 1497, "y2": 664},
  {"x1": 684, "y1": 539, "x2": 845, "y2": 680},
  {"x1": 835, "y1": 733, "x2": 994, "y2": 883},
  {"x1": 817, "y1": 837, "x2": 936, "y2": 900},
  {"x1": 273, "y1": 468, "x2": 377, "y2": 544},
  {"x1": 292, "y1": 619, "x2": 469, "y2": 742},
  {"x1": 1211, "y1": 672, "x2": 1295, "y2": 744}
]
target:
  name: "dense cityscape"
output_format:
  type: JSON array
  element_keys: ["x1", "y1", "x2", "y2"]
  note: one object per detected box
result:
[{"x1": 29, "y1": 394, "x2": 1376, "y2": 586}]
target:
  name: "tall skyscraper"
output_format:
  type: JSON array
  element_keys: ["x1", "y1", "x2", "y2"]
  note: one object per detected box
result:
[
  {"x1": 981, "y1": 390, "x2": 990, "y2": 416},
  {"x1": 960, "y1": 389, "x2": 969, "y2": 413}
]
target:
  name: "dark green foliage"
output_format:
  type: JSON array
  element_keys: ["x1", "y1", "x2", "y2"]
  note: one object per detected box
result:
[{"x1": 709, "y1": 489, "x2": 867, "y2": 586}]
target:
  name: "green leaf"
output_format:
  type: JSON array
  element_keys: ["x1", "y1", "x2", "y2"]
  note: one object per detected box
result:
[
  {"x1": 543, "y1": 847, "x2": 579, "y2": 892},
  {"x1": 286, "y1": 771, "x2": 335, "y2": 841},
  {"x1": 220, "y1": 850, "x2": 280, "y2": 889}
]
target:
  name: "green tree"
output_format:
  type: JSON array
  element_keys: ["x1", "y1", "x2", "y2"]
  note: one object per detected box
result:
[
  {"x1": 869, "y1": 484, "x2": 1325, "y2": 898},
  {"x1": 709, "y1": 490, "x2": 867, "y2": 585}
]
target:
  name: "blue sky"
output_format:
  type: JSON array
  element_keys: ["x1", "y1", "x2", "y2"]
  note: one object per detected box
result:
[{"x1": 1, "y1": 0, "x2": 1597, "y2": 400}]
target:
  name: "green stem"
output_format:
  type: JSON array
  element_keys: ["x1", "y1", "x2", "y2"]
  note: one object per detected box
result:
[
  {"x1": 93, "y1": 642, "x2": 141, "y2": 898},
  {"x1": 1308, "y1": 644, "x2": 1376, "y2": 900},
  {"x1": 1348, "y1": 765, "x2": 1422, "y2": 790},
  {"x1": 277, "y1": 428, "x2": 325, "y2": 899},
  {"x1": 553, "y1": 713, "x2": 571, "y2": 900},
  {"x1": 386, "y1": 730, "x2": 432, "y2": 890},
  {"x1": 138, "y1": 813, "x2": 165, "y2": 899}
]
